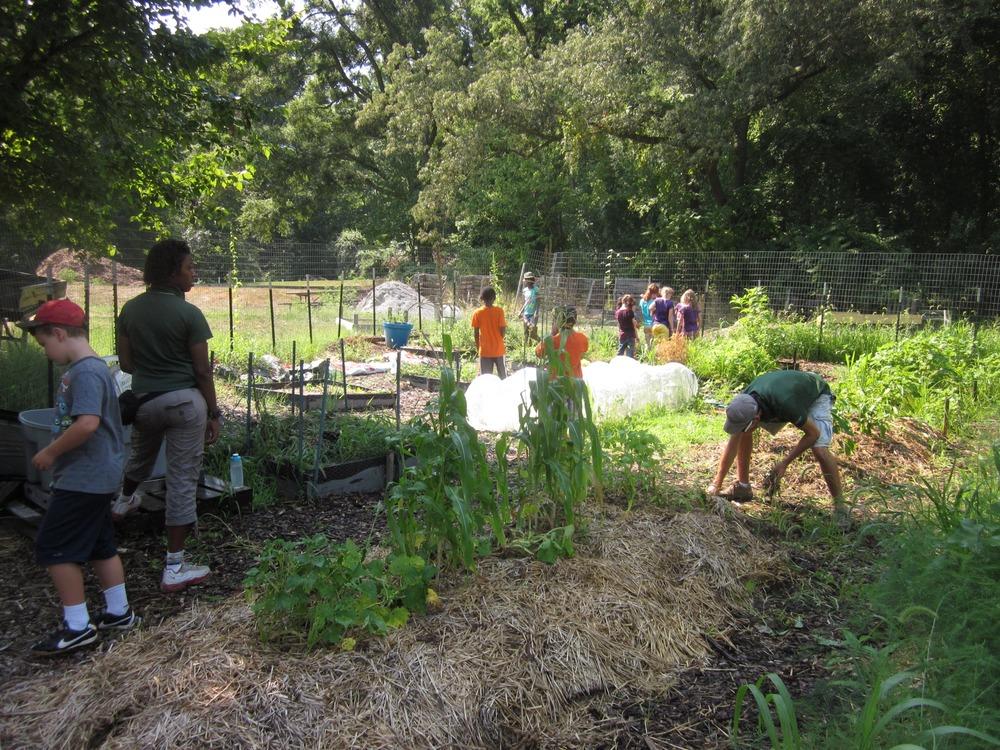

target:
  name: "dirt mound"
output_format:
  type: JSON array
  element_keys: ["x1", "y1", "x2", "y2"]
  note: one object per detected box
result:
[{"x1": 35, "y1": 249, "x2": 144, "y2": 285}]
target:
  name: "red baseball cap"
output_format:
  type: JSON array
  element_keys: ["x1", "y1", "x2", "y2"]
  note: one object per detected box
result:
[{"x1": 17, "y1": 299, "x2": 87, "y2": 330}]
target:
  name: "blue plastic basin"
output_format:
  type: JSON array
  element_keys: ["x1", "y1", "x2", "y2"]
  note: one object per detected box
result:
[{"x1": 383, "y1": 322, "x2": 413, "y2": 349}]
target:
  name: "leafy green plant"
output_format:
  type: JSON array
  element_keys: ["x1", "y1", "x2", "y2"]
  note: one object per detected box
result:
[
  {"x1": 244, "y1": 536, "x2": 435, "y2": 649},
  {"x1": 687, "y1": 334, "x2": 776, "y2": 388},
  {"x1": 599, "y1": 420, "x2": 659, "y2": 510},
  {"x1": 732, "y1": 672, "x2": 802, "y2": 750},
  {"x1": 385, "y1": 334, "x2": 505, "y2": 570},
  {"x1": 513, "y1": 338, "x2": 603, "y2": 558}
]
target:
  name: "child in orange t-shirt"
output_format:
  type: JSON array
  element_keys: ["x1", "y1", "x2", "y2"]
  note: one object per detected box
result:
[
  {"x1": 471, "y1": 287, "x2": 507, "y2": 378},
  {"x1": 535, "y1": 306, "x2": 589, "y2": 378}
]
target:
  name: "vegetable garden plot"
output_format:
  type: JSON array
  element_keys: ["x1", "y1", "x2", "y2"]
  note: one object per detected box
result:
[{"x1": 0, "y1": 510, "x2": 782, "y2": 749}]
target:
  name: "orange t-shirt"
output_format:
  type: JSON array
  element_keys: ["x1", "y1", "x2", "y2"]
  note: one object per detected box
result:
[
  {"x1": 471, "y1": 305, "x2": 507, "y2": 357},
  {"x1": 535, "y1": 329, "x2": 589, "y2": 378}
]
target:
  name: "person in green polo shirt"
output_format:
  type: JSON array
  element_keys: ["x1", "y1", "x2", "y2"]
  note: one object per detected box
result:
[
  {"x1": 706, "y1": 370, "x2": 845, "y2": 521},
  {"x1": 113, "y1": 239, "x2": 222, "y2": 593}
]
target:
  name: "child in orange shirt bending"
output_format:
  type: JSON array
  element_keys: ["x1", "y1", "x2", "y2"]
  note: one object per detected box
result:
[
  {"x1": 535, "y1": 306, "x2": 589, "y2": 378},
  {"x1": 471, "y1": 287, "x2": 507, "y2": 378}
]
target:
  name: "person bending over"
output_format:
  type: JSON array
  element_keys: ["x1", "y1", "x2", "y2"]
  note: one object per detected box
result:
[{"x1": 707, "y1": 370, "x2": 845, "y2": 521}]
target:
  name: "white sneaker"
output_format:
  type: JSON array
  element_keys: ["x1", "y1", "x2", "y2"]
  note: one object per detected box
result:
[
  {"x1": 111, "y1": 492, "x2": 142, "y2": 521},
  {"x1": 160, "y1": 562, "x2": 211, "y2": 593}
]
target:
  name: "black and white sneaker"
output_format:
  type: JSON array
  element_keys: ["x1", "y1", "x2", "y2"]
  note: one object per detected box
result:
[
  {"x1": 31, "y1": 622, "x2": 98, "y2": 656},
  {"x1": 94, "y1": 608, "x2": 142, "y2": 632}
]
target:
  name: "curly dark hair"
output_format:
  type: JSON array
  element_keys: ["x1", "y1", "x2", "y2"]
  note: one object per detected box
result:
[{"x1": 143, "y1": 239, "x2": 191, "y2": 286}]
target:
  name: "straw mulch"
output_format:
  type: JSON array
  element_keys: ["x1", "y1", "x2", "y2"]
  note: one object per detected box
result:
[{"x1": 0, "y1": 510, "x2": 782, "y2": 749}]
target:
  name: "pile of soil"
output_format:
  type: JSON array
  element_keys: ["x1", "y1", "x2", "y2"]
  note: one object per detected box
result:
[{"x1": 35, "y1": 249, "x2": 144, "y2": 285}]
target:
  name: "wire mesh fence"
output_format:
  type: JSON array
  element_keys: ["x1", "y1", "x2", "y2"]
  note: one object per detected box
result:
[{"x1": 3, "y1": 229, "x2": 999, "y2": 357}]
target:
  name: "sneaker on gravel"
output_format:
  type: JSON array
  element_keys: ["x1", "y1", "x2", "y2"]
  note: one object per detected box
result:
[
  {"x1": 728, "y1": 482, "x2": 754, "y2": 502},
  {"x1": 160, "y1": 562, "x2": 210, "y2": 593},
  {"x1": 31, "y1": 622, "x2": 98, "y2": 656},
  {"x1": 94, "y1": 607, "x2": 142, "y2": 632},
  {"x1": 111, "y1": 492, "x2": 142, "y2": 521}
]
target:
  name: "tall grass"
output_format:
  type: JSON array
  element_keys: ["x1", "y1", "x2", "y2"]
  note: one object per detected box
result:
[{"x1": 0, "y1": 341, "x2": 54, "y2": 412}]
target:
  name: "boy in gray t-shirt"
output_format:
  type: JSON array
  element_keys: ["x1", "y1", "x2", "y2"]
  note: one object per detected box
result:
[{"x1": 19, "y1": 299, "x2": 141, "y2": 655}]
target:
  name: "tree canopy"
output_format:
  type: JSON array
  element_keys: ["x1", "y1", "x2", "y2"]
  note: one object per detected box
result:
[{"x1": 2, "y1": 0, "x2": 996, "y2": 267}]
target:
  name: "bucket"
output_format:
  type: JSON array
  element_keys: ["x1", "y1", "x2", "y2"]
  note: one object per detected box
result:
[
  {"x1": 383, "y1": 322, "x2": 414, "y2": 349},
  {"x1": 19, "y1": 408, "x2": 167, "y2": 488}
]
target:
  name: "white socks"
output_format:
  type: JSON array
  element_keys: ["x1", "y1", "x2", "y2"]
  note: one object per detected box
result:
[
  {"x1": 64, "y1": 602, "x2": 90, "y2": 631},
  {"x1": 103, "y1": 583, "x2": 129, "y2": 617},
  {"x1": 165, "y1": 550, "x2": 184, "y2": 572}
]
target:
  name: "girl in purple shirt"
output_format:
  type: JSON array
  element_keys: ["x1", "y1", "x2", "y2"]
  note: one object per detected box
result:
[{"x1": 674, "y1": 289, "x2": 701, "y2": 338}]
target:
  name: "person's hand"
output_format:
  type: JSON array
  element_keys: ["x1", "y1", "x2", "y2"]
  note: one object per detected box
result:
[
  {"x1": 763, "y1": 463, "x2": 786, "y2": 498},
  {"x1": 705, "y1": 483, "x2": 720, "y2": 497},
  {"x1": 205, "y1": 417, "x2": 221, "y2": 445},
  {"x1": 32, "y1": 447, "x2": 56, "y2": 471}
]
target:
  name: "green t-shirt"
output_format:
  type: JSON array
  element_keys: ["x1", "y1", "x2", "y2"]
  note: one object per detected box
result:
[
  {"x1": 117, "y1": 286, "x2": 213, "y2": 393},
  {"x1": 743, "y1": 370, "x2": 832, "y2": 427}
]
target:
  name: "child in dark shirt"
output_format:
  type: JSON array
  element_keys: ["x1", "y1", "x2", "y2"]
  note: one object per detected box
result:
[{"x1": 615, "y1": 294, "x2": 639, "y2": 358}]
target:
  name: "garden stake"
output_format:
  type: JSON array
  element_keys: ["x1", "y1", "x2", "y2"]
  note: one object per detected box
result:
[
  {"x1": 228, "y1": 281, "x2": 234, "y2": 351},
  {"x1": 371, "y1": 268, "x2": 377, "y2": 336},
  {"x1": 290, "y1": 341, "x2": 297, "y2": 417},
  {"x1": 112, "y1": 259, "x2": 119, "y2": 354},
  {"x1": 816, "y1": 282, "x2": 828, "y2": 360},
  {"x1": 246, "y1": 352, "x2": 254, "y2": 454},
  {"x1": 454, "y1": 351, "x2": 462, "y2": 386},
  {"x1": 306, "y1": 274, "x2": 313, "y2": 345},
  {"x1": 395, "y1": 348, "x2": 402, "y2": 429},
  {"x1": 339, "y1": 337, "x2": 348, "y2": 412},
  {"x1": 417, "y1": 280, "x2": 422, "y2": 332},
  {"x1": 311, "y1": 359, "x2": 332, "y2": 493},
  {"x1": 46, "y1": 265, "x2": 54, "y2": 407},
  {"x1": 268, "y1": 281, "x2": 276, "y2": 352},
  {"x1": 895, "y1": 287, "x2": 903, "y2": 342},
  {"x1": 944, "y1": 397, "x2": 950, "y2": 439},
  {"x1": 83, "y1": 263, "x2": 90, "y2": 339},
  {"x1": 297, "y1": 359, "x2": 305, "y2": 464},
  {"x1": 452, "y1": 274, "x2": 458, "y2": 328},
  {"x1": 337, "y1": 275, "x2": 344, "y2": 339}
]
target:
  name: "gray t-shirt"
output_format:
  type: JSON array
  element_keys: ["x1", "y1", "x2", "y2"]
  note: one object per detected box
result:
[{"x1": 51, "y1": 356, "x2": 125, "y2": 494}]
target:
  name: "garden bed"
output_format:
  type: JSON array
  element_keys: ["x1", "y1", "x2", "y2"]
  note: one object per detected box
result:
[
  {"x1": 402, "y1": 372, "x2": 470, "y2": 393},
  {"x1": 254, "y1": 383, "x2": 398, "y2": 412}
]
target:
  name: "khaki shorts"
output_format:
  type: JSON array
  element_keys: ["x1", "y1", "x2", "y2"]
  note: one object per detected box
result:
[{"x1": 125, "y1": 388, "x2": 206, "y2": 526}]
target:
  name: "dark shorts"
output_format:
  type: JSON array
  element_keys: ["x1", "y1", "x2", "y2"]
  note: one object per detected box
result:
[{"x1": 35, "y1": 489, "x2": 118, "y2": 567}]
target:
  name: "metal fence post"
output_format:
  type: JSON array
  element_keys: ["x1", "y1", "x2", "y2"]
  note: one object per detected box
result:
[
  {"x1": 895, "y1": 287, "x2": 903, "y2": 342},
  {"x1": 306, "y1": 274, "x2": 313, "y2": 345},
  {"x1": 268, "y1": 280, "x2": 276, "y2": 352},
  {"x1": 228, "y1": 277, "x2": 235, "y2": 351}
]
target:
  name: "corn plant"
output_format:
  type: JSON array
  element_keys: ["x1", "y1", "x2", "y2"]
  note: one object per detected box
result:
[
  {"x1": 385, "y1": 335, "x2": 509, "y2": 570},
  {"x1": 512, "y1": 339, "x2": 603, "y2": 559},
  {"x1": 732, "y1": 672, "x2": 802, "y2": 750}
]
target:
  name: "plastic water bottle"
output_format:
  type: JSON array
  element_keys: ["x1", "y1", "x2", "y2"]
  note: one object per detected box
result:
[{"x1": 229, "y1": 453, "x2": 244, "y2": 489}]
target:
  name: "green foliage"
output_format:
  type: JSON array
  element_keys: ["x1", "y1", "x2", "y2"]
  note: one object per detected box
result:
[
  {"x1": 515, "y1": 340, "x2": 603, "y2": 548},
  {"x1": 0, "y1": 343, "x2": 50, "y2": 412},
  {"x1": 598, "y1": 420, "x2": 659, "y2": 511},
  {"x1": 244, "y1": 536, "x2": 435, "y2": 648},
  {"x1": 836, "y1": 324, "x2": 1000, "y2": 435},
  {"x1": 687, "y1": 335, "x2": 776, "y2": 389},
  {"x1": 801, "y1": 445, "x2": 1000, "y2": 747},
  {"x1": 385, "y1": 335, "x2": 504, "y2": 570},
  {"x1": 732, "y1": 672, "x2": 802, "y2": 750}
]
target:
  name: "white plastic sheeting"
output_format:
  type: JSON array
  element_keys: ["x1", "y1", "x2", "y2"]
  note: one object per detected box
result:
[{"x1": 465, "y1": 356, "x2": 698, "y2": 432}]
